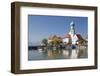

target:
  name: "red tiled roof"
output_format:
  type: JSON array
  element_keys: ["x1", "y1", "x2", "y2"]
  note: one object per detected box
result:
[
  {"x1": 76, "y1": 34, "x2": 83, "y2": 39},
  {"x1": 48, "y1": 36, "x2": 53, "y2": 40},
  {"x1": 48, "y1": 35, "x2": 61, "y2": 40}
]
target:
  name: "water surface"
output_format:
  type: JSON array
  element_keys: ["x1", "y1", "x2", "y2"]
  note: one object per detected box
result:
[{"x1": 28, "y1": 46, "x2": 88, "y2": 60}]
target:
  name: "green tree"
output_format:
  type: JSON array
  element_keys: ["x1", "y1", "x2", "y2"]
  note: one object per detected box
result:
[
  {"x1": 42, "y1": 38, "x2": 48, "y2": 46},
  {"x1": 78, "y1": 39, "x2": 87, "y2": 46},
  {"x1": 50, "y1": 36, "x2": 62, "y2": 47}
]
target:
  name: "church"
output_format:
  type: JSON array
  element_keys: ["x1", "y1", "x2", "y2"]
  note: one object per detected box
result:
[{"x1": 48, "y1": 21, "x2": 83, "y2": 45}]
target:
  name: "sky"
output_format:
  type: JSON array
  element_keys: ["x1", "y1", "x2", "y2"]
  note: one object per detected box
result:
[{"x1": 28, "y1": 15, "x2": 88, "y2": 45}]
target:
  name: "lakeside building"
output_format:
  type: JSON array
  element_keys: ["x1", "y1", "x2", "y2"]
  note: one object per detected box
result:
[{"x1": 48, "y1": 21, "x2": 83, "y2": 45}]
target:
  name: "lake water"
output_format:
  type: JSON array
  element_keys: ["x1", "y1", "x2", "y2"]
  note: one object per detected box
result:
[{"x1": 28, "y1": 46, "x2": 88, "y2": 60}]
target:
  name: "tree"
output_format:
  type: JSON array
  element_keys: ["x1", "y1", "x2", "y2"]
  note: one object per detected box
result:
[
  {"x1": 78, "y1": 38, "x2": 87, "y2": 46},
  {"x1": 50, "y1": 36, "x2": 62, "y2": 47},
  {"x1": 42, "y1": 38, "x2": 48, "y2": 46}
]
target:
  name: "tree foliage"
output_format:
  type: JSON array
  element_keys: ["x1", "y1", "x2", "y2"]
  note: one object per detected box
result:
[
  {"x1": 42, "y1": 38, "x2": 48, "y2": 46},
  {"x1": 49, "y1": 36, "x2": 62, "y2": 46}
]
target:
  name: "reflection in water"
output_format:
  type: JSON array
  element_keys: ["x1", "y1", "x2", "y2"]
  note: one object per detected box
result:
[
  {"x1": 70, "y1": 49, "x2": 79, "y2": 59},
  {"x1": 28, "y1": 46, "x2": 88, "y2": 60}
]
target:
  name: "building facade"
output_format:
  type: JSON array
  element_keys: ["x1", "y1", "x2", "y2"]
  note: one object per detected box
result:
[{"x1": 48, "y1": 21, "x2": 83, "y2": 45}]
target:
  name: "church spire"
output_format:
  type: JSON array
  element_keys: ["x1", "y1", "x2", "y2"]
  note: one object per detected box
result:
[{"x1": 69, "y1": 21, "x2": 75, "y2": 36}]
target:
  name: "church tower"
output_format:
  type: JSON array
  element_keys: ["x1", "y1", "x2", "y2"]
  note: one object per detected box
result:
[{"x1": 69, "y1": 21, "x2": 75, "y2": 36}]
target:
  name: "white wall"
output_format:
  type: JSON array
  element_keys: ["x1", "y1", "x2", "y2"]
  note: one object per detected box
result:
[{"x1": 0, "y1": 0, "x2": 100, "y2": 76}]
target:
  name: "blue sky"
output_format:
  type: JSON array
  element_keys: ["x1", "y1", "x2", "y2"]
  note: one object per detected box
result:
[{"x1": 28, "y1": 15, "x2": 88, "y2": 44}]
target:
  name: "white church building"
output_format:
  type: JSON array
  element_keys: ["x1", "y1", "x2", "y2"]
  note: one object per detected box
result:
[{"x1": 48, "y1": 21, "x2": 83, "y2": 45}]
